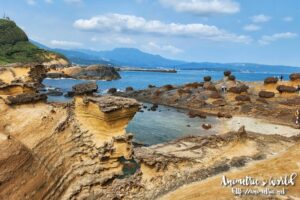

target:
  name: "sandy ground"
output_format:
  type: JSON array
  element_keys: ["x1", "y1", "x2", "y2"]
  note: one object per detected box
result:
[{"x1": 221, "y1": 116, "x2": 300, "y2": 137}]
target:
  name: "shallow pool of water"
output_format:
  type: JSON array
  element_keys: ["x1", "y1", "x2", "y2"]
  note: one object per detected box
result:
[{"x1": 126, "y1": 103, "x2": 221, "y2": 145}]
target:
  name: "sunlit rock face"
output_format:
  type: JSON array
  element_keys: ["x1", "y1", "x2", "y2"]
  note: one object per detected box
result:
[{"x1": 0, "y1": 63, "x2": 141, "y2": 200}]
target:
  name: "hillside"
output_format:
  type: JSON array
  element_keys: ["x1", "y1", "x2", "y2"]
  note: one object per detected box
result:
[{"x1": 0, "y1": 18, "x2": 69, "y2": 65}]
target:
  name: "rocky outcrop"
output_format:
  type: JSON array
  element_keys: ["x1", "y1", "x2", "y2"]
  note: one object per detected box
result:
[
  {"x1": 264, "y1": 77, "x2": 278, "y2": 84},
  {"x1": 290, "y1": 73, "x2": 300, "y2": 81},
  {"x1": 235, "y1": 94, "x2": 250, "y2": 101},
  {"x1": 5, "y1": 93, "x2": 47, "y2": 105},
  {"x1": 276, "y1": 85, "x2": 297, "y2": 93},
  {"x1": 203, "y1": 76, "x2": 211, "y2": 82},
  {"x1": 228, "y1": 85, "x2": 248, "y2": 94},
  {"x1": 71, "y1": 81, "x2": 98, "y2": 95},
  {"x1": 224, "y1": 71, "x2": 231, "y2": 76},
  {"x1": 258, "y1": 91, "x2": 275, "y2": 98},
  {"x1": 50, "y1": 65, "x2": 121, "y2": 81}
]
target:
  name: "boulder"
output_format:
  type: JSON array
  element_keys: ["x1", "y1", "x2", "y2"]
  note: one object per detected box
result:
[
  {"x1": 202, "y1": 124, "x2": 212, "y2": 130},
  {"x1": 210, "y1": 91, "x2": 222, "y2": 99},
  {"x1": 188, "y1": 111, "x2": 206, "y2": 119},
  {"x1": 235, "y1": 95, "x2": 250, "y2": 102},
  {"x1": 162, "y1": 84, "x2": 175, "y2": 91},
  {"x1": 107, "y1": 88, "x2": 117, "y2": 94},
  {"x1": 203, "y1": 82, "x2": 217, "y2": 91},
  {"x1": 224, "y1": 71, "x2": 231, "y2": 77},
  {"x1": 203, "y1": 76, "x2": 211, "y2": 82},
  {"x1": 228, "y1": 75, "x2": 236, "y2": 81},
  {"x1": 276, "y1": 85, "x2": 297, "y2": 93},
  {"x1": 6, "y1": 93, "x2": 47, "y2": 105},
  {"x1": 258, "y1": 91, "x2": 275, "y2": 98},
  {"x1": 264, "y1": 77, "x2": 278, "y2": 84},
  {"x1": 228, "y1": 85, "x2": 248, "y2": 94},
  {"x1": 289, "y1": 73, "x2": 300, "y2": 81},
  {"x1": 46, "y1": 72, "x2": 71, "y2": 79},
  {"x1": 72, "y1": 81, "x2": 98, "y2": 95},
  {"x1": 148, "y1": 84, "x2": 156, "y2": 88},
  {"x1": 125, "y1": 86, "x2": 134, "y2": 92}
]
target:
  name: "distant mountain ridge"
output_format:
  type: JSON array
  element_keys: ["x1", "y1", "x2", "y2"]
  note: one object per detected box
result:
[{"x1": 32, "y1": 41, "x2": 300, "y2": 73}]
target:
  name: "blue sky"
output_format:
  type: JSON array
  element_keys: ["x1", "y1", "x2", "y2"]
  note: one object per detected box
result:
[{"x1": 1, "y1": 0, "x2": 300, "y2": 66}]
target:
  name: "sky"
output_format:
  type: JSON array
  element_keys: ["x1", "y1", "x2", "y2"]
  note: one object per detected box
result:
[{"x1": 1, "y1": 0, "x2": 300, "y2": 66}]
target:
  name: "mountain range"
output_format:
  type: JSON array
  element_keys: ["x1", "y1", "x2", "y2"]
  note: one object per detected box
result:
[{"x1": 32, "y1": 41, "x2": 300, "y2": 73}]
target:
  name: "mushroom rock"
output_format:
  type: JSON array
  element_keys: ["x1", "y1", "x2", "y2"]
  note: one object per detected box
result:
[
  {"x1": 264, "y1": 77, "x2": 278, "y2": 84},
  {"x1": 258, "y1": 91, "x2": 275, "y2": 98},
  {"x1": 276, "y1": 85, "x2": 297, "y2": 93},
  {"x1": 235, "y1": 94, "x2": 251, "y2": 102},
  {"x1": 228, "y1": 85, "x2": 249, "y2": 94},
  {"x1": 289, "y1": 73, "x2": 300, "y2": 82},
  {"x1": 224, "y1": 71, "x2": 231, "y2": 77},
  {"x1": 125, "y1": 86, "x2": 134, "y2": 92},
  {"x1": 203, "y1": 76, "x2": 212, "y2": 82}
]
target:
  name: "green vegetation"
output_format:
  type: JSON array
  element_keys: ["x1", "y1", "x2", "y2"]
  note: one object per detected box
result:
[{"x1": 0, "y1": 18, "x2": 68, "y2": 65}]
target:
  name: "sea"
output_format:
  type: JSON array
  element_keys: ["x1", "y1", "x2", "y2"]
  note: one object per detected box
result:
[{"x1": 43, "y1": 69, "x2": 299, "y2": 145}]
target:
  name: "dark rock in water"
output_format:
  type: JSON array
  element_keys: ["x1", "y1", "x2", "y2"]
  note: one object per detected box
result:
[
  {"x1": 188, "y1": 111, "x2": 206, "y2": 119},
  {"x1": 143, "y1": 105, "x2": 148, "y2": 109},
  {"x1": 186, "y1": 124, "x2": 191, "y2": 127},
  {"x1": 235, "y1": 95, "x2": 251, "y2": 102},
  {"x1": 203, "y1": 76, "x2": 211, "y2": 82},
  {"x1": 276, "y1": 85, "x2": 297, "y2": 93},
  {"x1": 72, "y1": 81, "x2": 98, "y2": 95},
  {"x1": 65, "y1": 91, "x2": 75, "y2": 98},
  {"x1": 290, "y1": 73, "x2": 300, "y2": 81},
  {"x1": 138, "y1": 110, "x2": 144, "y2": 113},
  {"x1": 224, "y1": 71, "x2": 231, "y2": 77},
  {"x1": 72, "y1": 65, "x2": 121, "y2": 80},
  {"x1": 228, "y1": 85, "x2": 249, "y2": 94},
  {"x1": 148, "y1": 84, "x2": 156, "y2": 88},
  {"x1": 6, "y1": 93, "x2": 47, "y2": 105},
  {"x1": 150, "y1": 104, "x2": 158, "y2": 111},
  {"x1": 107, "y1": 88, "x2": 117, "y2": 94},
  {"x1": 258, "y1": 91, "x2": 275, "y2": 98},
  {"x1": 264, "y1": 77, "x2": 278, "y2": 84},
  {"x1": 47, "y1": 89, "x2": 63, "y2": 96},
  {"x1": 125, "y1": 87, "x2": 134, "y2": 92},
  {"x1": 46, "y1": 72, "x2": 71, "y2": 79},
  {"x1": 202, "y1": 123, "x2": 212, "y2": 130},
  {"x1": 228, "y1": 75, "x2": 236, "y2": 81}
]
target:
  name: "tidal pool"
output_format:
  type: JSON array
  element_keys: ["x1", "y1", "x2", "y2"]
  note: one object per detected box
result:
[{"x1": 126, "y1": 103, "x2": 222, "y2": 146}]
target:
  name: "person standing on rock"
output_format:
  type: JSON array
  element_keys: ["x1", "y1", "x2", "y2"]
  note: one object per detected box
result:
[{"x1": 280, "y1": 75, "x2": 284, "y2": 81}]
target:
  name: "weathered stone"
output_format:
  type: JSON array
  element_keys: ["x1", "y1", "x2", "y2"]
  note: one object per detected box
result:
[
  {"x1": 108, "y1": 88, "x2": 117, "y2": 94},
  {"x1": 224, "y1": 71, "x2": 231, "y2": 77},
  {"x1": 203, "y1": 76, "x2": 211, "y2": 82},
  {"x1": 126, "y1": 87, "x2": 134, "y2": 92},
  {"x1": 228, "y1": 85, "x2": 249, "y2": 94},
  {"x1": 228, "y1": 75, "x2": 236, "y2": 81},
  {"x1": 289, "y1": 73, "x2": 300, "y2": 81},
  {"x1": 276, "y1": 85, "x2": 297, "y2": 93},
  {"x1": 235, "y1": 95, "x2": 250, "y2": 102},
  {"x1": 46, "y1": 72, "x2": 71, "y2": 79},
  {"x1": 264, "y1": 77, "x2": 278, "y2": 84},
  {"x1": 258, "y1": 91, "x2": 275, "y2": 98},
  {"x1": 72, "y1": 81, "x2": 98, "y2": 95},
  {"x1": 6, "y1": 93, "x2": 47, "y2": 105},
  {"x1": 202, "y1": 123, "x2": 212, "y2": 130}
]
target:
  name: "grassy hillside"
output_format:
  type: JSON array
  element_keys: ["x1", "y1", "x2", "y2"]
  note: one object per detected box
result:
[{"x1": 0, "y1": 18, "x2": 68, "y2": 65}]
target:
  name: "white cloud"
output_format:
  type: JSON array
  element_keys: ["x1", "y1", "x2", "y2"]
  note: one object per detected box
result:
[
  {"x1": 251, "y1": 14, "x2": 271, "y2": 23},
  {"x1": 283, "y1": 16, "x2": 293, "y2": 22},
  {"x1": 243, "y1": 24, "x2": 261, "y2": 32},
  {"x1": 74, "y1": 13, "x2": 252, "y2": 44},
  {"x1": 159, "y1": 0, "x2": 240, "y2": 15},
  {"x1": 145, "y1": 42, "x2": 183, "y2": 54},
  {"x1": 258, "y1": 32, "x2": 297, "y2": 45},
  {"x1": 50, "y1": 40, "x2": 82, "y2": 48}
]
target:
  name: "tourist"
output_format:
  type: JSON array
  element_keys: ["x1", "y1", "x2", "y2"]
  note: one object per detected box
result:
[
  {"x1": 221, "y1": 85, "x2": 227, "y2": 93},
  {"x1": 280, "y1": 75, "x2": 284, "y2": 81}
]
